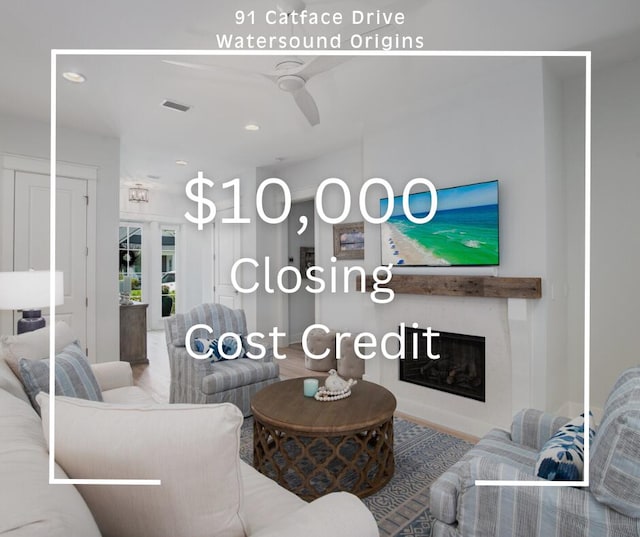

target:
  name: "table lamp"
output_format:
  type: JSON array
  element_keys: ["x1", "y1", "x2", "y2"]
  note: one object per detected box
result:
[{"x1": 0, "y1": 271, "x2": 64, "y2": 334}]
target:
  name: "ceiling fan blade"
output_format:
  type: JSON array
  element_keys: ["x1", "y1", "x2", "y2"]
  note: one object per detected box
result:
[
  {"x1": 162, "y1": 59, "x2": 269, "y2": 82},
  {"x1": 162, "y1": 60, "x2": 220, "y2": 72},
  {"x1": 292, "y1": 87, "x2": 320, "y2": 126}
]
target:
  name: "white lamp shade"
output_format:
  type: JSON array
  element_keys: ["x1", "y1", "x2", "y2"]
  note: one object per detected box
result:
[{"x1": 0, "y1": 271, "x2": 64, "y2": 310}]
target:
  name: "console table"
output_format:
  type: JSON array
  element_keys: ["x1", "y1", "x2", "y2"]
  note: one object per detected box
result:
[{"x1": 119, "y1": 303, "x2": 148, "y2": 364}]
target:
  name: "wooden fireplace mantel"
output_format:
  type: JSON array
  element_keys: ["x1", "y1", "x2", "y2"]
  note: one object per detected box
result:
[{"x1": 360, "y1": 274, "x2": 542, "y2": 299}]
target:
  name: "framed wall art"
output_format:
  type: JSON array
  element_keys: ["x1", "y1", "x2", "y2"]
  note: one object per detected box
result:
[{"x1": 333, "y1": 222, "x2": 365, "y2": 260}]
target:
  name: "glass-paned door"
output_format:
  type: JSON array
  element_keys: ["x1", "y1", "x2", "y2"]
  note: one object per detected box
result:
[
  {"x1": 119, "y1": 224, "x2": 143, "y2": 302},
  {"x1": 161, "y1": 228, "x2": 176, "y2": 317}
]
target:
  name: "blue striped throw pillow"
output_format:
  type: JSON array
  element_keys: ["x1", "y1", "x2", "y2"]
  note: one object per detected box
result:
[{"x1": 18, "y1": 341, "x2": 103, "y2": 412}]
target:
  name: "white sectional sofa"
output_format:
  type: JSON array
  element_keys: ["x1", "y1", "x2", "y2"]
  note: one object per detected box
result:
[{"x1": 0, "y1": 325, "x2": 379, "y2": 537}]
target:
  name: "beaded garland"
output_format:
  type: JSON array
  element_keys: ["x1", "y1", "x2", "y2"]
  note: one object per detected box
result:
[{"x1": 314, "y1": 380, "x2": 357, "y2": 402}]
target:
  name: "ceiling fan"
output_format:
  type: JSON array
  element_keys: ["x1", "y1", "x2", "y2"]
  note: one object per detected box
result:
[
  {"x1": 163, "y1": 54, "x2": 346, "y2": 126},
  {"x1": 168, "y1": 0, "x2": 426, "y2": 125},
  {"x1": 165, "y1": 0, "x2": 354, "y2": 126}
]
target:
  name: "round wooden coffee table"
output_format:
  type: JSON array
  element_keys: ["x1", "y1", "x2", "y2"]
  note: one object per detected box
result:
[{"x1": 251, "y1": 378, "x2": 396, "y2": 501}]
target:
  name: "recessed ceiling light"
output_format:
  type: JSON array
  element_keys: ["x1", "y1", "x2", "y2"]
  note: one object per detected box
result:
[
  {"x1": 244, "y1": 123, "x2": 260, "y2": 131},
  {"x1": 62, "y1": 72, "x2": 86, "y2": 83},
  {"x1": 175, "y1": 159, "x2": 188, "y2": 166}
]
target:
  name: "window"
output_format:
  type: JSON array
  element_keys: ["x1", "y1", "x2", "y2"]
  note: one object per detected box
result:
[
  {"x1": 119, "y1": 225, "x2": 143, "y2": 302},
  {"x1": 161, "y1": 228, "x2": 176, "y2": 317}
]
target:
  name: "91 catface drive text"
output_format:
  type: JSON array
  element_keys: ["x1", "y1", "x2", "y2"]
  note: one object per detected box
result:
[{"x1": 235, "y1": 9, "x2": 406, "y2": 28}]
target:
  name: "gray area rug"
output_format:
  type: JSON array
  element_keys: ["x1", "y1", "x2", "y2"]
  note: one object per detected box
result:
[{"x1": 240, "y1": 416, "x2": 472, "y2": 537}]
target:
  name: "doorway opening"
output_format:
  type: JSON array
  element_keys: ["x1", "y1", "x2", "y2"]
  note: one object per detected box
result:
[{"x1": 287, "y1": 199, "x2": 315, "y2": 344}]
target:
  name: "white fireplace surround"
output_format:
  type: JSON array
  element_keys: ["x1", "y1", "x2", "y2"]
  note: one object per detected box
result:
[{"x1": 356, "y1": 292, "x2": 542, "y2": 438}]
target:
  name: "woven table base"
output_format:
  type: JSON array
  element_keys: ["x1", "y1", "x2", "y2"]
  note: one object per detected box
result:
[{"x1": 253, "y1": 418, "x2": 394, "y2": 501}]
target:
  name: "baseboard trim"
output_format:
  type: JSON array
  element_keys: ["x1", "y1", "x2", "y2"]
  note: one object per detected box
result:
[
  {"x1": 395, "y1": 410, "x2": 480, "y2": 443},
  {"x1": 288, "y1": 334, "x2": 303, "y2": 346},
  {"x1": 395, "y1": 396, "x2": 500, "y2": 439}
]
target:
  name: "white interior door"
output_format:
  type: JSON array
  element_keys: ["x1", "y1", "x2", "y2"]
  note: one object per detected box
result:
[
  {"x1": 214, "y1": 208, "x2": 242, "y2": 309},
  {"x1": 13, "y1": 171, "x2": 88, "y2": 346}
]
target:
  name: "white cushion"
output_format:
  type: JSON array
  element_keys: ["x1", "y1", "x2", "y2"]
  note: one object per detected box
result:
[
  {"x1": 38, "y1": 394, "x2": 246, "y2": 537},
  {"x1": 250, "y1": 492, "x2": 379, "y2": 537},
  {"x1": 239, "y1": 461, "x2": 306, "y2": 534},
  {"x1": 0, "y1": 356, "x2": 30, "y2": 404},
  {"x1": 91, "y1": 361, "x2": 134, "y2": 391},
  {"x1": 0, "y1": 390, "x2": 100, "y2": 536},
  {"x1": 101, "y1": 385, "x2": 157, "y2": 404},
  {"x1": 0, "y1": 321, "x2": 76, "y2": 378}
]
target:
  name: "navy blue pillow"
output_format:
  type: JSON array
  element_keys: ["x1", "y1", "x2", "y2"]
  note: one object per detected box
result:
[
  {"x1": 193, "y1": 335, "x2": 245, "y2": 362},
  {"x1": 535, "y1": 412, "x2": 596, "y2": 481}
]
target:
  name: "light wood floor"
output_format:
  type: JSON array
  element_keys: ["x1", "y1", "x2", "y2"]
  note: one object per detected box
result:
[
  {"x1": 272, "y1": 342, "x2": 330, "y2": 380},
  {"x1": 134, "y1": 331, "x2": 478, "y2": 444},
  {"x1": 132, "y1": 331, "x2": 171, "y2": 403}
]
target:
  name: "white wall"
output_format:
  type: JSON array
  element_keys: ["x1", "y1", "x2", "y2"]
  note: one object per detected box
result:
[
  {"x1": 0, "y1": 113, "x2": 119, "y2": 363},
  {"x1": 250, "y1": 167, "x2": 280, "y2": 336},
  {"x1": 267, "y1": 53, "x2": 640, "y2": 429},
  {"x1": 564, "y1": 57, "x2": 640, "y2": 410},
  {"x1": 269, "y1": 58, "x2": 577, "y2": 436},
  {"x1": 562, "y1": 74, "x2": 586, "y2": 414},
  {"x1": 542, "y1": 61, "x2": 571, "y2": 414},
  {"x1": 363, "y1": 59, "x2": 551, "y2": 434},
  {"x1": 273, "y1": 144, "x2": 364, "y2": 337}
]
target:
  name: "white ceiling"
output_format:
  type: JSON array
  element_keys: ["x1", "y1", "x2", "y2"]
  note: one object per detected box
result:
[{"x1": 1, "y1": 0, "x2": 640, "y2": 191}]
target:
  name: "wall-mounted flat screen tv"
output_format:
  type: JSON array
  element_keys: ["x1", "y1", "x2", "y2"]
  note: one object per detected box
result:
[{"x1": 380, "y1": 180, "x2": 499, "y2": 267}]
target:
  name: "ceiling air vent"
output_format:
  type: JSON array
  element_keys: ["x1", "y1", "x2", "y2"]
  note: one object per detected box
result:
[{"x1": 161, "y1": 99, "x2": 191, "y2": 112}]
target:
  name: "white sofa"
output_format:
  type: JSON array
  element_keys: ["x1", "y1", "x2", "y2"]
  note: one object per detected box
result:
[{"x1": 0, "y1": 326, "x2": 379, "y2": 537}]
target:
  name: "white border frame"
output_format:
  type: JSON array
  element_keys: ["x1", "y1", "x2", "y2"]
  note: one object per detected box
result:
[{"x1": 50, "y1": 49, "x2": 591, "y2": 488}]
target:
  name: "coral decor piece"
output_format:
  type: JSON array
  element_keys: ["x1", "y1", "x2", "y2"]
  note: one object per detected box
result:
[{"x1": 314, "y1": 369, "x2": 357, "y2": 401}]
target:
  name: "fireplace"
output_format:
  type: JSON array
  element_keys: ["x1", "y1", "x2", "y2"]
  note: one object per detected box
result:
[{"x1": 399, "y1": 327, "x2": 485, "y2": 402}]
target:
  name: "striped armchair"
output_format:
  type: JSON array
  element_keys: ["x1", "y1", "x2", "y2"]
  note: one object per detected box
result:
[
  {"x1": 163, "y1": 303, "x2": 279, "y2": 416},
  {"x1": 431, "y1": 366, "x2": 640, "y2": 537}
]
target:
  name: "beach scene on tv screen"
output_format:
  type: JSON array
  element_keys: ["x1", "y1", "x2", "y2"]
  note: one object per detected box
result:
[{"x1": 380, "y1": 181, "x2": 499, "y2": 266}]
